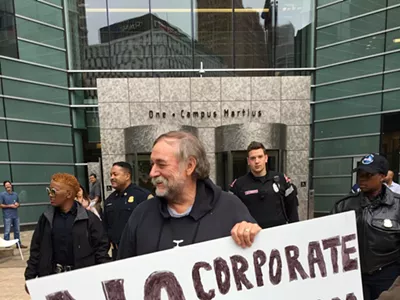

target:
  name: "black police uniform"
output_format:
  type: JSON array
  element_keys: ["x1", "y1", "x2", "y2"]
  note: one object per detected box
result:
[
  {"x1": 103, "y1": 183, "x2": 152, "y2": 260},
  {"x1": 230, "y1": 171, "x2": 299, "y2": 229},
  {"x1": 332, "y1": 154, "x2": 400, "y2": 300}
]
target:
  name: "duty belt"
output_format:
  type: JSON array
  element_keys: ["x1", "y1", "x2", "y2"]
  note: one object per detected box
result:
[{"x1": 54, "y1": 264, "x2": 73, "y2": 273}]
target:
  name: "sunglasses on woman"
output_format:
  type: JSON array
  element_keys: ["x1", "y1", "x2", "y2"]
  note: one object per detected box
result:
[{"x1": 46, "y1": 187, "x2": 57, "y2": 196}]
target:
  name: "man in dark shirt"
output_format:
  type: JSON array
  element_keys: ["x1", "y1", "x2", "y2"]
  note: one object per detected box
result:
[
  {"x1": 103, "y1": 162, "x2": 153, "y2": 260},
  {"x1": 89, "y1": 173, "x2": 102, "y2": 214},
  {"x1": 117, "y1": 131, "x2": 261, "y2": 260},
  {"x1": 230, "y1": 141, "x2": 299, "y2": 229},
  {"x1": 25, "y1": 173, "x2": 110, "y2": 294}
]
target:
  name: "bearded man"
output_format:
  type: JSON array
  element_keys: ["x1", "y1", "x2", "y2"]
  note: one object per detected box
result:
[{"x1": 117, "y1": 131, "x2": 261, "y2": 259}]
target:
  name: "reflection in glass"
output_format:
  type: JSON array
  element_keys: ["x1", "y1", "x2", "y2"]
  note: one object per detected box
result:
[
  {"x1": 130, "y1": 154, "x2": 154, "y2": 192},
  {"x1": 151, "y1": 0, "x2": 194, "y2": 73},
  {"x1": 234, "y1": 0, "x2": 269, "y2": 75},
  {"x1": 107, "y1": 1, "x2": 151, "y2": 70},
  {"x1": 193, "y1": 0, "x2": 233, "y2": 69},
  {"x1": 76, "y1": 0, "x2": 313, "y2": 74},
  {"x1": 0, "y1": 9, "x2": 18, "y2": 58},
  {"x1": 274, "y1": 0, "x2": 313, "y2": 69}
]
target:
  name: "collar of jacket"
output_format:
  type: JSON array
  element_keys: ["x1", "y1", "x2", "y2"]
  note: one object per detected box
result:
[
  {"x1": 43, "y1": 201, "x2": 89, "y2": 228},
  {"x1": 361, "y1": 184, "x2": 395, "y2": 207},
  {"x1": 248, "y1": 170, "x2": 276, "y2": 181},
  {"x1": 114, "y1": 182, "x2": 134, "y2": 196},
  {"x1": 158, "y1": 179, "x2": 214, "y2": 221}
]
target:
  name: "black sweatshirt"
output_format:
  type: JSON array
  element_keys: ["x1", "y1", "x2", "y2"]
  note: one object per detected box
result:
[{"x1": 117, "y1": 178, "x2": 256, "y2": 259}]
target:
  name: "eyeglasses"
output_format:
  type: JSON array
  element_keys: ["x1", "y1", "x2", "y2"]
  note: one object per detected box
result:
[{"x1": 46, "y1": 187, "x2": 57, "y2": 196}]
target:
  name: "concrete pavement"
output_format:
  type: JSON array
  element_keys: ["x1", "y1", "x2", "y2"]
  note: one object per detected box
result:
[{"x1": 0, "y1": 230, "x2": 32, "y2": 300}]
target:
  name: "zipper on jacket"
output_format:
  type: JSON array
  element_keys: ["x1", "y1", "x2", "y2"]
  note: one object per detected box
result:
[{"x1": 361, "y1": 205, "x2": 368, "y2": 273}]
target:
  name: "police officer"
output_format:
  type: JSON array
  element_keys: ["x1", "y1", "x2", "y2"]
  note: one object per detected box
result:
[
  {"x1": 332, "y1": 154, "x2": 400, "y2": 300},
  {"x1": 230, "y1": 141, "x2": 299, "y2": 229},
  {"x1": 103, "y1": 162, "x2": 153, "y2": 260}
]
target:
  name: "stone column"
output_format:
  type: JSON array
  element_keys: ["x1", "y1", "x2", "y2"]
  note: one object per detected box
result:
[
  {"x1": 280, "y1": 76, "x2": 311, "y2": 220},
  {"x1": 97, "y1": 78, "x2": 129, "y2": 199}
]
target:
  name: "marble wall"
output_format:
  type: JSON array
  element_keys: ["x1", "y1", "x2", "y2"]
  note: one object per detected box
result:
[{"x1": 97, "y1": 76, "x2": 311, "y2": 219}]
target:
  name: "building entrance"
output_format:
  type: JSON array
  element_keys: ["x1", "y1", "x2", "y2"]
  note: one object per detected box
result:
[{"x1": 381, "y1": 113, "x2": 400, "y2": 182}]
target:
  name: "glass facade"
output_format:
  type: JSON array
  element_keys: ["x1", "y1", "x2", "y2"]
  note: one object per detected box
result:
[
  {"x1": 312, "y1": 0, "x2": 400, "y2": 214},
  {"x1": 3, "y1": 0, "x2": 399, "y2": 222},
  {"x1": 0, "y1": 0, "x2": 78, "y2": 225},
  {"x1": 0, "y1": 0, "x2": 314, "y2": 225}
]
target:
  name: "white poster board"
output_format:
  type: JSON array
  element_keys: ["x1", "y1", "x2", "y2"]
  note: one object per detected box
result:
[{"x1": 27, "y1": 211, "x2": 363, "y2": 300}]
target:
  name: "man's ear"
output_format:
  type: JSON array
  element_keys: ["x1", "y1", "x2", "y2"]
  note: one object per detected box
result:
[{"x1": 186, "y1": 156, "x2": 197, "y2": 177}]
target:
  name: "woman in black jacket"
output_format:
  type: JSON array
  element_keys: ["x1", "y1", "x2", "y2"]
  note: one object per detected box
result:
[{"x1": 24, "y1": 173, "x2": 110, "y2": 293}]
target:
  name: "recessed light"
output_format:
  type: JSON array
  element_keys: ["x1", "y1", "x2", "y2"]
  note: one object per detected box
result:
[{"x1": 393, "y1": 38, "x2": 400, "y2": 43}]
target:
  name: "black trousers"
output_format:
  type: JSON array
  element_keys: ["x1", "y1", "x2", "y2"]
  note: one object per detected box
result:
[
  {"x1": 111, "y1": 243, "x2": 119, "y2": 261},
  {"x1": 362, "y1": 263, "x2": 400, "y2": 300}
]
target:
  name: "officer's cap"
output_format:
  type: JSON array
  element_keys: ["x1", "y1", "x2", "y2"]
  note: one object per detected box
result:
[{"x1": 353, "y1": 154, "x2": 389, "y2": 175}]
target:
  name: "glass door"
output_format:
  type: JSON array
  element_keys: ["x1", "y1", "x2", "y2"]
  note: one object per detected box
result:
[{"x1": 129, "y1": 153, "x2": 154, "y2": 192}]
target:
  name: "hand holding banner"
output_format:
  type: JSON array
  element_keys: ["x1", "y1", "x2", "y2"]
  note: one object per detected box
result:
[{"x1": 27, "y1": 211, "x2": 362, "y2": 300}]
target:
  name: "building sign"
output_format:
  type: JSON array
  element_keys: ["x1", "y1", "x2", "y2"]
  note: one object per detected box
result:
[
  {"x1": 27, "y1": 211, "x2": 362, "y2": 300},
  {"x1": 149, "y1": 109, "x2": 262, "y2": 119}
]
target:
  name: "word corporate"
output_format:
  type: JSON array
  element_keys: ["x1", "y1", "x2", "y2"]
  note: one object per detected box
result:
[
  {"x1": 148, "y1": 109, "x2": 262, "y2": 119},
  {"x1": 43, "y1": 233, "x2": 360, "y2": 300}
]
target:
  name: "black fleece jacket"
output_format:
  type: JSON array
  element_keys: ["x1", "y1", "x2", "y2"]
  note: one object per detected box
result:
[
  {"x1": 117, "y1": 178, "x2": 256, "y2": 260},
  {"x1": 25, "y1": 203, "x2": 111, "y2": 280}
]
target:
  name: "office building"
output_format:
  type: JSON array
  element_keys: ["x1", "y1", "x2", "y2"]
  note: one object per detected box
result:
[
  {"x1": 312, "y1": 0, "x2": 400, "y2": 215},
  {"x1": 0, "y1": 0, "x2": 348, "y2": 226}
]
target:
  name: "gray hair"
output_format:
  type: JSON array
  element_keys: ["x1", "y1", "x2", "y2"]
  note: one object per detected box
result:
[{"x1": 153, "y1": 131, "x2": 210, "y2": 180}]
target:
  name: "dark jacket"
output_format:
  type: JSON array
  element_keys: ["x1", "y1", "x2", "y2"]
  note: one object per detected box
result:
[
  {"x1": 230, "y1": 171, "x2": 299, "y2": 229},
  {"x1": 117, "y1": 178, "x2": 256, "y2": 259},
  {"x1": 25, "y1": 203, "x2": 111, "y2": 280},
  {"x1": 103, "y1": 183, "x2": 152, "y2": 245},
  {"x1": 332, "y1": 186, "x2": 400, "y2": 274}
]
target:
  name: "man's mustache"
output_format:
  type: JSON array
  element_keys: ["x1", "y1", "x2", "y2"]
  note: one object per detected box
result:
[{"x1": 151, "y1": 176, "x2": 168, "y2": 185}]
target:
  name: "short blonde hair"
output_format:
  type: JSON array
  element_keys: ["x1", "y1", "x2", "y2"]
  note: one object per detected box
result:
[{"x1": 51, "y1": 173, "x2": 80, "y2": 195}]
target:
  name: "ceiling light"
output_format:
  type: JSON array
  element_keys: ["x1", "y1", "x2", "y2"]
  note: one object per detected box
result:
[{"x1": 393, "y1": 38, "x2": 400, "y2": 43}]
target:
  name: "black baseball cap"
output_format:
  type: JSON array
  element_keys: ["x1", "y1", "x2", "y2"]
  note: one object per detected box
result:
[{"x1": 353, "y1": 154, "x2": 389, "y2": 175}]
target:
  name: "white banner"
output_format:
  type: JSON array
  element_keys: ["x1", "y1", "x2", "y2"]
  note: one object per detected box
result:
[{"x1": 27, "y1": 211, "x2": 363, "y2": 300}]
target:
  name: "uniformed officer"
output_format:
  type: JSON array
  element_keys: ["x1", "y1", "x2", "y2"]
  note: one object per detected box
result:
[
  {"x1": 332, "y1": 154, "x2": 400, "y2": 300},
  {"x1": 103, "y1": 161, "x2": 153, "y2": 260},
  {"x1": 230, "y1": 141, "x2": 299, "y2": 229}
]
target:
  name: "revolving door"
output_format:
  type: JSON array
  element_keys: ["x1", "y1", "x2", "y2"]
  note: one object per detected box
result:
[
  {"x1": 215, "y1": 123, "x2": 287, "y2": 191},
  {"x1": 124, "y1": 125, "x2": 198, "y2": 190}
]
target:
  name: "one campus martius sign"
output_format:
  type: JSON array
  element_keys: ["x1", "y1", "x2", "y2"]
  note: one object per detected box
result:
[{"x1": 27, "y1": 211, "x2": 362, "y2": 300}]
